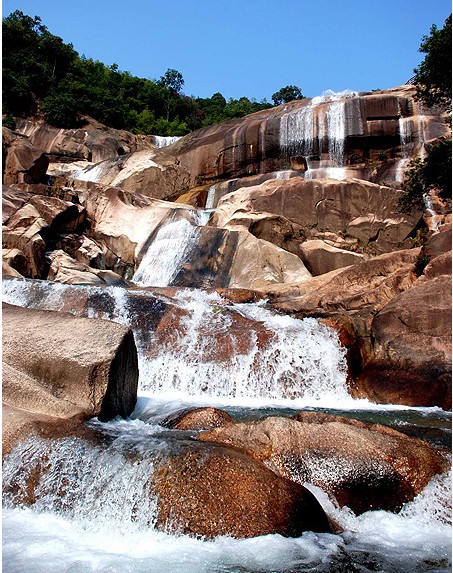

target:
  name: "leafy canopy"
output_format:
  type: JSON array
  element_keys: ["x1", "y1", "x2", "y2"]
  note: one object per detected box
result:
[
  {"x1": 271, "y1": 85, "x2": 304, "y2": 106},
  {"x1": 413, "y1": 14, "x2": 452, "y2": 108}
]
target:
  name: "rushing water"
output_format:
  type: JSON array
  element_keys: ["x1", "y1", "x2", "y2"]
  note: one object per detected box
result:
[
  {"x1": 2, "y1": 92, "x2": 452, "y2": 568},
  {"x1": 2, "y1": 411, "x2": 451, "y2": 573},
  {"x1": 2, "y1": 275, "x2": 452, "y2": 572}
]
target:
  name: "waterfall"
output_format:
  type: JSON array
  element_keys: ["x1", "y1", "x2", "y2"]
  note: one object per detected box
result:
[
  {"x1": 279, "y1": 90, "x2": 361, "y2": 175},
  {"x1": 138, "y1": 290, "x2": 349, "y2": 402},
  {"x1": 132, "y1": 217, "x2": 201, "y2": 287},
  {"x1": 152, "y1": 135, "x2": 182, "y2": 148},
  {"x1": 2, "y1": 279, "x2": 350, "y2": 406}
]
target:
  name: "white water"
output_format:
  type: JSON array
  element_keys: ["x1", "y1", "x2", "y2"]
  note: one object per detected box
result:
[
  {"x1": 2, "y1": 279, "x2": 352, "y2": 407},
  {"x1": 152, "y1": 135, "x2": 182, "y2": 148},
  {"x1": 72, "y1": 163, "x2": 106, "y2": 182},
  {"x1": 279, "y1": 90, "x2": 361, "y2": 169},
  {"x1": 3, "y1": 420, "x2": 451, "y2": 573},
  {"x1": 132, "y1": 217, "x2": 201, "y2": 286}
]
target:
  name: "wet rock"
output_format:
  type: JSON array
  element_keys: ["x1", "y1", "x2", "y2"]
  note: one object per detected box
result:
[
  {"x1": 198, "y1": 414, "x2": 449, "y2": 515},
  {"x1": 160, "y1": 407, "x2": 233, "y2": 431},
  {"x1": 2, "y1": 303, "x2": 139, "y2": 422},
  {"x1": 153, "y1": 445, "x2": 332, "y2": 538}
]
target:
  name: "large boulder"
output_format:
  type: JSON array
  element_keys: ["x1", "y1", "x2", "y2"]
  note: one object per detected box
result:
[
  {"x1": 2, "y1": 128, "x2": 49, "y2": 185},
  {"x1": 355, "y1": 275, "x2": 452, "y2": 409},
  {"x1": 198, "y1": 413, "x2": 449, "y2": 515},
  {"x1": 211, "y1": 177, "x2": 423, "y2": 259},
  {"x1": 153, "y1": 444, "x2": 332, "y2": 538},
  {"x1": 2, "y1": 303, "x2": 139, "y2": 424},
  {"x1": 267, "y1": 248, "x2": 420, "y2": 314}
]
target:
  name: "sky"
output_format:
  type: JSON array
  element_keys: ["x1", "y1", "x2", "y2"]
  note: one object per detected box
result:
[{"x1": 2, "y1": 0, "x2": 451, "y2": 101}]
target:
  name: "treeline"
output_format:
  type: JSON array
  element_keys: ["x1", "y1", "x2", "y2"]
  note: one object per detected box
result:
[{"x1": 2, "y1": 11, "x2": 305, "y2": 135}]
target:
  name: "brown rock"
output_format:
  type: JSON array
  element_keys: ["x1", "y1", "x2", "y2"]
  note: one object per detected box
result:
[
  {"x1": 2, "y1": 127, "x2": 49, "y2": 185},
  {"x1": 198, "y1": 414, "x2": 448, "y2": 514},
  {"x1": 300, "y1": 239, "x2": 365, "y2": 275},
  {"x1": 355, "y1": 275, "x2": 452, "y2": 409},
  {"x1": 153, "y1": 445, "x2": 332, "y2": 538},
  {"x1": 2, "y1": 303, "x2": 139, "y2": 422},
  {"x1": 160, "y1": 407, "x2": 233, "y2": 431},
  {"x1": 47, "y1": 249, "x2": 127, "y2": 286},
  {"x1": 268, "y1": 249, "x2": 420, "y2": 314},
  {"x1": 212, "y1": 177, "x2": 422, "y2": 257}
]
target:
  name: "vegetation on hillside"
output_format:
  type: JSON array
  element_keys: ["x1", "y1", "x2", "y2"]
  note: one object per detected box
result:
[
  {"x1": 2, "y1": 10, "x2": 303, "y2": 135},
  {"x1": 400, "y1": 14, "x2": 452, "y2": 213}
]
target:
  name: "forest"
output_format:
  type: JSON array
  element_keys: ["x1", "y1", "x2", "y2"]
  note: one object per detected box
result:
[{"x1": 2, "y1": 10, "x2": 305, "y2": 135}]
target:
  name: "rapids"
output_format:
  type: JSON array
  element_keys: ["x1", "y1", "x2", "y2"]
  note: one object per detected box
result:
[
  {"x1": 2, "y1": 275, "x2": 452, "y2": 572},
  {"x1": 2, "y1": 87, "x2": 451, "y2": 573}
]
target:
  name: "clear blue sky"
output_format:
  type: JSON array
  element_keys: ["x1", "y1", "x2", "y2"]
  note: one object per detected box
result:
[{"x1": 2, "y1": 0, "x2": 451, "y2": 101}]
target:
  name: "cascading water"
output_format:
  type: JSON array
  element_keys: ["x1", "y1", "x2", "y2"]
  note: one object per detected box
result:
[
  {"x1": 132, "y1": 217, "x2": 201, "y2": 287},
  {"x1": 152, "y1": 135, "x2": 182, "y2": 148},
  {"x1": 279, "y1": 90, "x2": 361, "y2": 180},
  {"x1": 2, "y1": 417, "x2": 451, "y2": 573},
  {"x1": 2, "y1": 279, "x2": 350, "y2": 406}
]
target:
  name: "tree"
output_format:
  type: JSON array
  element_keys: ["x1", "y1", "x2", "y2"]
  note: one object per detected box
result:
[
  {"x1": 271, "y1": 85, "x2": 304, "y2": 106},
  {"x1": 413, "y1": 14, "x2": 452, "y2": 108},
  {"x1": 398, "y1": 139, "x2": 452, "y2": 213},
  {"x1": 159, "y1": 68, "x2": 184, "y2": 94}
]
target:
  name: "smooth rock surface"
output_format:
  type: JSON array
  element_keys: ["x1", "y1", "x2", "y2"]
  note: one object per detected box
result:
[{"x1": 2, "y1": 303, "x2": 139, "y2": 422}]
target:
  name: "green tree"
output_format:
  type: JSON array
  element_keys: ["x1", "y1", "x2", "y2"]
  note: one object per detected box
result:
[
  {"x1": 271, "y1": 85, "x2": 304, "y2": 105},
  {"x1": 398, "y1": 139, "x2": 452, "y2": 212},
  {"x1": 413, "y1": 14, "x2": 452, "y2": 108}
]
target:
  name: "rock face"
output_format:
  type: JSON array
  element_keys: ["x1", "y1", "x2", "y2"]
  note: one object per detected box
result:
[
  {"x1": 211, "y1": 177, "x2": 423, "y2": 262},
  {"x1": 2, "y1": 128, "x2": 49, "y2": 185},
  {"x1": 198, "y1": 413, "x2": 449, "y2": 514},
  {"x1": 2, "y1": 184, "x2": 87, "y2": 278},
  {"x1": 153, "y1": 444, "x2": 332, "y2": 538},
  {"x1": 2, "y1": 303, "x2": 139, "y2": 423},
  {"x1": 147, "y1": 85, "x2": 448, "y2": 189},
  {"x1": 355, "y1": 275, "x2": 452, "y2": 409},
  {"x1": 14, "y1": 116, "x2": 155, "y2": 165}
]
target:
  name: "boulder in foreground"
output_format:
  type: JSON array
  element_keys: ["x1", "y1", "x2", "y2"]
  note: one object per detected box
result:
[
  {"x1": 153, "y1": 444, "x2": 332, "y2": 538},
  {"x1": 198, "y1": 413, "x2": 448, "y2": 514},
  {"x1": 2, "y1": 303, "x2": 139, "y2": 425}
]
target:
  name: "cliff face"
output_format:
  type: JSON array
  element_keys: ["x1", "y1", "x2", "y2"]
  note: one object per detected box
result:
[{"x1": 2, "y1": 85, "x2": 451, "y2": 409}]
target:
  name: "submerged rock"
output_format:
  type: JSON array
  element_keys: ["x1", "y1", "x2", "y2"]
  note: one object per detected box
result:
[
  {"x1": 153, "y1": 444, "x2": 332, "y2": 538},
  {"x1": 198, "y1": 414, "x2": 449, "y2": 515}
]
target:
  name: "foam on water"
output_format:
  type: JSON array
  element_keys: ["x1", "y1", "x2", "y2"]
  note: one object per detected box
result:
[
  {"x1": 2, "y1": 422, "x2": 451, "y2": 573},
  {"x1": 136, "y1": 289, "x2": 350, "y2": 403}
]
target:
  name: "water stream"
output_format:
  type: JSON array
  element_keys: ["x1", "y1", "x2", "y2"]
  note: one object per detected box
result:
[
  {"x1": 2, "y1": 276, "x2": 452, "y2": 572},
  {"x1": 2, "y1": 88, "x2": 451, "y2": 571}
]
